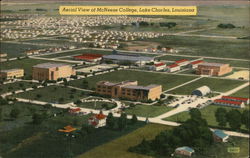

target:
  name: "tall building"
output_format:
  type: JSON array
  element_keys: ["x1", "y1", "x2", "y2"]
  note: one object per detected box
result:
[
  {"x1": 96, "y1": 80, "x2": 162, "y2": 101},
  {"x1": 0, "y1": 69, "x2": 24, "y2": 79},
  {"x1": 196, "y1": 62, "x2": 232, "y2": 76},
  {"x1": 32, "y1": 63, "x2": 75, "y2": 81}
]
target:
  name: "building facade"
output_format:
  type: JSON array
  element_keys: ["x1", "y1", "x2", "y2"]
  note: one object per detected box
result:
[
  {"x1": 32, "y1": 63, "x2": 75, "y2": 81},
  {"x1": 175, "y1": 146, "x2": 194, "y2": 157},
  {"x1": 196, "y1": 62, "x2": 232, "y2": 76},
  {"x1": 166, "y1": 64, "x2": 180, "y2": 72},
  {"x1": 96, "y1": 80, "x2": 162, "y2": 101},
  {"x1": 0, "y1": 69, "x2": 24, "y2": 79}
]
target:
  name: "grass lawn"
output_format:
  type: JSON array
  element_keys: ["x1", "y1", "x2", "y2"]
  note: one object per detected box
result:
[
  {"x1": 157, "y1": 55, "x2": 198, "y2": 61},
  {"x1": 0, "y1": 58, "x2": 71, "y2": 78},
  {"x1": 231, "y1": 87, "x2": 250, "y2": 98},
  {"x1": 13, "y1": 86, "x2": 88, "y2": 104},
  {"x1": 77, "y1": 124, "x2": 172, "y2": 158},
  {"x1": 125, "y1": 104, "x2": 173, "y2": 117},
  {"x1": 163, "y1": 105, "x2": 248, "y2": 131},
  {"x1": 145, "y1": 35, "x2": 249, "y2": 60},
  {"x1": 24, "y1": 39, "x2": 85, "y2": 47},
  {"x1": 168, "y1": 77, "x2": 246, "y2": 94},
  {"x1": 77, "y1": 101, "x2": 117, "y2": 110},
  {"x1": 0, "y1": 42, "x2": 49, "y2": 58},
  {"x1": 69, "y1": 70, "x2": 198, "y2": 91},
  {"x1": 0, "y1": 81, "x2": 40, "y2": 95},
  {"x1": 204, "y1": 59, "x2": 249, "y2": 68}
]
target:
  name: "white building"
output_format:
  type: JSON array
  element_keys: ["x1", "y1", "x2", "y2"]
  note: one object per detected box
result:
[
  {"x1": 175, "y1": 59, "x2": 189, "y2": 67},
  {"x1": 150, "y1": 62, "x2": 166, "y2": 71},
  {"x1": 166, "y1": 64, "x2": 180, "y2": 72},
  {"x1": 88, "y1": 113, "x2": 106, "y2": 128}
]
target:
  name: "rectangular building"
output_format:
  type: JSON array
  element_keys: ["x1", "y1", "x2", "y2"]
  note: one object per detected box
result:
[
  {"x1": 73, "y1": 54, "x2": 103, "y2": 62},
  {"x1": 196, "y1": 62, "x2": 232, "y2": 76},
  {"x1": 166, "y1": 64, "x2": 180, "y2": 72},
  {"x1": 150, "y1": 62, "x2": 166, "y2": 71},
  {"x1": 32, "y1": 62, "x2": 75, "y2": 81},
  {"x1": 189, "y1": 60, "x2": 204, "y2": 69},
  {"x1": 175, "y1": 59, "x2": 189, "y2": 66},
  {"x1": 0, "y1": 69, "x2": 24, "y2": 79},
  {"x1": 96, "y1": 80, "x2": 162, "y2": 101}
]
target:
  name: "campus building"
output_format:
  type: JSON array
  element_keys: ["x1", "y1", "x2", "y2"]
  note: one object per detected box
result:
[
  {"x1": 96, "y1": 80, "x2": 162, "y2": 101},
  {"x1": 175, "y1": 59, "x2": 189, "y2": 66},
  {"x1": 189, "y1": 60, "x2": 204, "y2": 69},
  {"x1": 166, "y1": 64, "x2": 180, "y2": 72},
  {"x1": 88, "y1": 113, "x2": 106, "y2": 128},
  {"x1": 0, "y1": 69, "x2": 24, "y2": 79},
  {"x1": 32, "y1": 62, "x2": 75, "y2": 81},
  {"x1": 149, "y1": 62, "x2": 166, "y2": 71},
  {"x1": 196, "y1": 62, "x2": 232, "y2": 76},
  {"x1": 73, "y1": 53, "x2": 103, "y2": 62},
  {"x1": 175, "y1": 146, "x2": 195, "y2": 157},
  {"x1": 213, "y1": 130, "x2": 229, "y2": 142},
  {"x1": 213, "y1": 99, "x2": 245, "y2": 108}
]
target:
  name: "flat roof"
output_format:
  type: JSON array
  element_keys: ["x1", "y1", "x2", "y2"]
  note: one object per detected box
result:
[
  {"x1": 124, "y1": 84, "x2": 160, "y2": 90},
  {"x1": 1, "y1": 68, "x2": 23, "y2": 73},
  {"x1": 199, "y1": 62, "x2": 226, "y2": 67},
  {"x1": 33, "y1": 63, "x2": 70, "y2": 69},
  {"x1": 103, "y1": 54, "x2": 154, "y2": 62}
]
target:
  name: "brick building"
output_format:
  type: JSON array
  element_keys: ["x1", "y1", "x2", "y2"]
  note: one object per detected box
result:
[
  {"x1": 196, "y1": 62, "x2": 232, "y2": 76},
  {"x1": 0, "y1": 69, "x2": 24, "y2": 79},
  {"x1": 96, "y1": 80, "x2": 162, "y2": 101},
  {"x1": 32, "y1": 63, "x2": 75, "y2": 81}
]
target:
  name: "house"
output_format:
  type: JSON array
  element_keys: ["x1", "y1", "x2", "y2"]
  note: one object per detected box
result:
[
  {"x1": 58, "y1": 125, "x2": 77, "y2": 133},
  {"x1": 175, "y1": 59, "x2": 189, "y2": 67},
  {"x1": 73, "y1": 54, "x2": 103, "y2": 62},
  {"x1": 189, "y1": 60, "x2": 204, "y2": 69},
  {"x1": 88, "y1": 113, "x2": 106, "y2": 128},
  {"x1": 221, "y1": 96, "x2": 249, "y2": 104},
  {"x1": 196, "y1": 62, "x2": 232, "y2": 76},
  {"x1": 213, "y1": 99, "x2": 245, "y2": 108},
  {"x1": 150, "y1": 62, "x2": 166, "y2": 71},
  {"x1": 68, "y1": 108, "x2": 81, "y2": 115},
  {"x1": 166, "y1": 64, "x2": 180, "y2": 72},
  {"x1": 213, "y1": 130, "x2": 229, "y2": 142},
  {"x1": 175, "y1": 146, "x2": 195, "y2": 157},
  {"x1": 32, "y1": 62, "x2": 76, "y2": 80},
  {"x1": 0, "y1": 68, "x2": 24, "y2": 79}
]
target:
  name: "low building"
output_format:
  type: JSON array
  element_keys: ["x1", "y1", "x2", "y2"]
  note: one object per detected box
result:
[
  {"x1": 214, "y1": 99, "x2": 245, "y2": 108},
  {"x1": 58, "y1": 125, "x2": 77, "y2": 133},
  {"x1": 88, "y1": 113, "x2": 106, "y2": 128},
  {"x1": 196, "y1": 62, "x2": 232, "y2": 76},
  {"x1": 189, "y1": 60, "x2": 204, "y2": 69},
  {"x1": 32, "y1": 62, "x2": 75, "y2": 81},
  {"x1": 221, "y1": 96, "x2": 249, "y2": 104},
  {"x1": 175, "y1": 59, "x2": 189, "y2": 66},
  {"x1": 0, "y1": 68, "x2": 24, "y2": 79},
  {"x1": 213, "y1": 130, "x2": 229, "y2": 142},
  {"x1": 191, "y1": 86, "x2": 211, "y2": 96},
  {"x1": 166, "y1": 64, "x2": 180, "y2": 72},
  {"x1": 68, "y1": 108, "x2": 82, "y2": 115},
  {"x1": 73, "y1": 53, "x2": 103, "y2": 62},
  {"x1": 150, "y1": 62, "x2": 166, "y2": 71},
  {"x1": 102, "y1": 54, "x2": 154, "y2": 66},
  {"x1": 96, "y1": 80, "x2": 162, "y2": 101},
  {"x1": 175, "y1": 146, "x2": 194, "y2": 157}
]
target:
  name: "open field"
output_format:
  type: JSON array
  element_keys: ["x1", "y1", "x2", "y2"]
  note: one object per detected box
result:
[
  {"x1": 189, "y1": 28, "x2": 250, "y2": 37},
  {"x1": 231, "y1": 87, "x2": 249, "y2": 98},
  {"x1": 13, "y1": 86, "x2": 88, "y2": 104},
  {"x1": 163, "y1": 105, "x2": 248, "y2": 131},
  {"x1": 145, "y1": 36, "x2": 249, "y2": 60},
  {"x1": 77, "y1": 124, "x2": 172, "y2": 158},
  {"x1": 125, "y1": 104, "x2": 173, "y2": 118},
  {"x1": 0, "y1": 42, "x2": 49, "y2": 58},
  {"x1": 24, "y1": 39, "x2": 85, "y2": 47},
  {"x1": 0, "y1": 58, "x2": 71, "y2": 78},
  {"x1": 168, "y1": 77, "x2": 246, "y2": 94},
  {"x1": 226, "y1": 70, "x2": 249, "y2": 80},
  {"x1": 69, "y1": 70, "x2": 198, "y2": 91},
  {"x1": 204, "y1": 59, "x2": 249, "y2": 68},
  {"x1": 77, "y1": 101, "x2": 117, "y2": 110},
  {"x1": 0, "y1": 81, "x2": 39, "y2": 95},
  {"x1": 157, "y1": 55, "x2": 198, "y2": 61}
]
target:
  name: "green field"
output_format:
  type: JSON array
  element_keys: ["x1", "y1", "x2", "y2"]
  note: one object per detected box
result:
[
  {"x1": 0, "y1": 42, "x2": 49, "y2": 58},
  {"x1": 157, "y1": 55, "x2": 198, "y2": 61},
  {"x1": 69, "y1": 70, "x2": 198, "y2": 91},
  {"x1": 231, "y1": 87, "x2": 250, "y2": 98},
  {"x1": 78, "y1": 101, "x2": 117, "y2": 110},
  {"x1": 13, "y1": 86, "x2": 88, "y2": 104},
  {"x1": 168, "y1": 77, "x2": 246, "y2": 94},
  {"x1": 0, "y1": 58, "x2": 71, "y2": 77},
  {"x1": 125, "y1": 104, "x2": 173, "y2": 117},
  {"x1": 77, "y1": 124, "x2": 172, "y2": 158},
  {"x1": 24, "y1": 39, "x2": 85, "y2": 47},
  {"x1": 163, "y1": 105, "x2": 248, "y2": 131},
  {"x1": 204, "y1": 59, "x2": 249, "y2": 68},
  {"x1": 0, "y1": 81, "x2": 40, "y2": 95}
]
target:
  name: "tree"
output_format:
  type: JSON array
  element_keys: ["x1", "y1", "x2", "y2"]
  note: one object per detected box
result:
[
  {"x1": 32, "y1": 113, "x2": 45, "y2": 124},
  {"x1": 167, "y1": 95, "x2": 174, "y2": 100},
  {"x1": 160, "y1": 94, "x2": 165, "y2": 99},
  {"x1": 189, "y1": 108, "x2": 202, "y2": 120},
  {"x1": 0, "y1": 108, "x2": 2, "y2": 121},
  {"x1": 118, "y1": 113, "x2": 127, "y2": 130},
  {"x1": 241, "y1": 110, "x2": 249, "y2": 129},
  {"x1": 106, "y1": 112, "x2": 115, "y2": 129},
  {"x1": 226, "y1": 109, "x2": 242, "y2": 130},
  {"x1": 131, "y1": 114, "x2": 138, "y2": 124},
  {"x1": 101, "y1": 103, "x2": 108, "y2": 110},
  {"x1": 10, "y1": 108, "x2": 20, "y2": 119},
  {"x1": 82, "y1": 80, "x2": 89, "y2": 89},
  {"x1": 215, "y1": 108, "x2": 227, "y2": 127},
  {"x1": 0, "y1": 97, "x2": 8, "y2": 106},
  {"x1": 58, "y1": 97, "x2": 64, "y2": 103},
  {"x1": 72, "y1": 118, "x2": 81, "y2": 126},
  {"x1": 36, "y1": 94, "x2": 42, "y2": 99}
]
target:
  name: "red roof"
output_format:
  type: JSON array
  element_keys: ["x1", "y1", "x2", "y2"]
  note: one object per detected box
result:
[
  {"x1": 175, "y1": 59, "x2": 188, "y2": 64},
  {"x1": 222, "y1": 96, "x2": 249, "y2": 102},
  {"x1": 69, "y1": 108, "x2": 81, "y2": 113},
  {"x1": 214, "y1": 99, "x2": 243, "y2": 105},
  {"x1": 154, "y1": 63, "x2": 165, "y2": 67},
  {"x1": 74, "y1": 54, "x2": 103, "y2": 60},
  {"x1": 94, "y1": 113, "x2": 106, "y2": 120},
  {"x1": 167, "y1": 64, "x2": 180, "y2": 68},
  {"x1": 190, "y1": 60, "x2": 204, "y2": 65}
]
